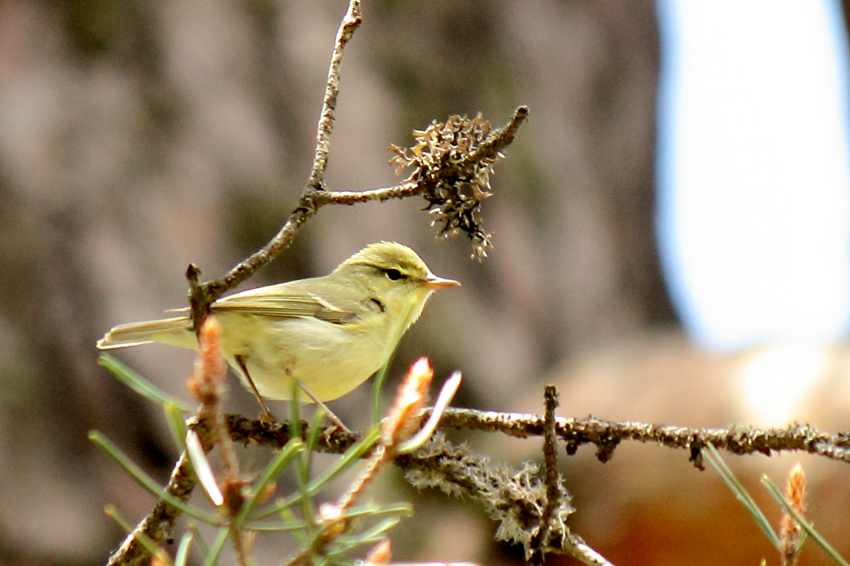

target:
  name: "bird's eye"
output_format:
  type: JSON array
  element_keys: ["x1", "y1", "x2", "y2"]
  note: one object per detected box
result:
[{"x1": 385, "y1": 268, "x2": 404, "y2": 281}]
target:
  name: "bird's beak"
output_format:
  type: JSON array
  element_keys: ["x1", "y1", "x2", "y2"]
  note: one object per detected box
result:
[{"x1": 425, "y1": 274, "x2": 460, "y2": 289}]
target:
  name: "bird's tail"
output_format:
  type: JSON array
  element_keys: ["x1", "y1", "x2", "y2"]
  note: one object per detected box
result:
[{"x1": 97, "y1": 316, "x2": 194, "y2": 350}]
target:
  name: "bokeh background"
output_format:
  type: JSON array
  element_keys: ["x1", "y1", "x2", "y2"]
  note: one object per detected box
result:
[{"x1": 3, "y1": 1, "x2": 850, "y2": 564}]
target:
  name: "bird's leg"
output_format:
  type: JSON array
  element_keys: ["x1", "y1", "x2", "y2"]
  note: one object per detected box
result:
[
  {"x1": 298, "y1": 383, "x2": 350, "y2": 433},
  {"x1": 234, "y1": 354, "x2": 277, "y2": 423}
]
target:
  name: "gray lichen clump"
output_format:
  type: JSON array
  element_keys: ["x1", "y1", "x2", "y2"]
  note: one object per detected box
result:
[{"x1": 402, "y1": 433, "x2": 575, "y2": 559}]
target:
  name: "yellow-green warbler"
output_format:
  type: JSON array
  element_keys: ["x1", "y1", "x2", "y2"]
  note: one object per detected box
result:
[{"x1": 97, "y1": 242, "x2": 459, "y2": 413}]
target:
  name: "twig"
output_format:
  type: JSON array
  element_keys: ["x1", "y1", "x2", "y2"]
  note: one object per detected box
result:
[
  {"x1": 187, "y1": 186, "x2": 321, "y2": 334},
  {"x1": 435, "y1": 409, "x2": 850, "y2": 466},
  {"x1": 222, "y1": 410, "x2": 850, "y2": 468},
  {"x1": 188, "y1": 179, "x2": 420, "y2": 331},
  {"x1": 225, "y1": 414, "x2": 361, "y2": 453},
  {"x1": 457, "y1": 105, "x2": 528, "y2": 170},
  {"x1": 105, "y1": 449, "x2": 199, "y2": 566},
  {"x1": 187, "y1": 0, "x2": 363, "y2": 335},
  {"x1": 528, "y1": 386, "x2": 562, "y2": 565},
  {"x1": 566, "y1": 534, "x2": 617, "y2": 566},
  {"x1": 311, "y1": 181, "x2": 420, "y2": 205},
  {"x1": 308, "y1": 0, "x2": 362, "y2": 190}
]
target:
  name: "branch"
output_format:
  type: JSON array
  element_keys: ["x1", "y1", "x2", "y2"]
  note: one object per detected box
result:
[
  {"x1": 186, "y1": 2, "x2": 361, "y2": 334},
  {"x1": 187, "y1": 104, "x2": 528, "y2": 331},
  {"x1": 219, "y1": 410, "x2": 850, "y2": 470},
  {"x1": 458, "y1": 105, "x2": 528, "y2": 169},
  {"x1": 566, "y1": 535, "x2": 617, "y2": 566},
  {"x1": 528, "y1": 386, "x2": 563, "y2": 565},
  {"x1": 436, "y1": 409, "x2": 850, "y2": 466},
  {"x1": 105, "y1": 450, "x2": 198, "y2": 566},
  {"x1": 108, "y1": 406, "x2": 850, "y2": 566},
  {"x1": 308, "y1": 0, "x2": 362, "y2": 190},
  {"x1": 187, "y1": 0, "x2": 362, "y2": 334}
]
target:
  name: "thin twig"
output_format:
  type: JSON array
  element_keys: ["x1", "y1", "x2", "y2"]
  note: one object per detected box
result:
[
  {"x1": 457, "y1": 105, "x2": 528, "y2": 170},
  {"x1": 312, "y1": 181, "x2": 421, "y2": 205},
  {"x1": 308, "y1": 0, "x2": 362, "y2": 190},
  {"x1": 188, "y1": 189, "x2": 319, "y2": 334},
  {"x1": 566, "y1": 534, "x2": 617, "y2": 566},
  {"x1": 187, "y1": 0, "x2": 363, "y2": 334},
  {"x1": 190, "y1": 179, "x2": 421, "y2": 327},
  {"x1": 528, "y1": 386, "x2": 561, "y2": 565}
]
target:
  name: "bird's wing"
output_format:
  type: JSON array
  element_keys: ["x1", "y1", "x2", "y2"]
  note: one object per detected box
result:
[{"x1": 209, "y1": 280, "x2": 361, "y2": 325}]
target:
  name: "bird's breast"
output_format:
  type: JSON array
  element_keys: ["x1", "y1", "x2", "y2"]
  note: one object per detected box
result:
[{"x1": 219, "y1": 312, "x2": 393, "y2": 402}]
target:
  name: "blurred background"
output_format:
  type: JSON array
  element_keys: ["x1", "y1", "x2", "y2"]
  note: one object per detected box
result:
[{"x1": 3, "y1": 0, "x2": 850, "y2": 564}]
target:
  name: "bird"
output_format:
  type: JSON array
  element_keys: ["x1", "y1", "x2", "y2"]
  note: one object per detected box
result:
[{"x1": 97, "y1": 242, "x2": 459, "y2": 418}]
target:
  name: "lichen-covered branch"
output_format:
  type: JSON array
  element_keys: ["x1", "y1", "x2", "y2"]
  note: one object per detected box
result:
[
  {"x1": 106, "y1": 403, "x2": 850, "y2": 566},
  {"x1": 528, "y1": 386, "x2": 564, "y2": 564},
  {"x1": 105, "y1": 450, "x2": 198, "y2": 566},
  {"x1": 436, "y1": 409, "x2": 850, "y2": 466}
]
